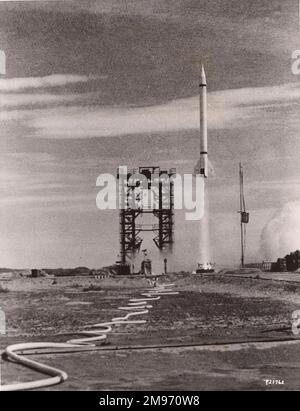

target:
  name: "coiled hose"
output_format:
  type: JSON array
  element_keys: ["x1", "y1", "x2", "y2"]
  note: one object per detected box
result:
[{"x1": 1, "y1": 283, "x2": 178, "y2": 391}]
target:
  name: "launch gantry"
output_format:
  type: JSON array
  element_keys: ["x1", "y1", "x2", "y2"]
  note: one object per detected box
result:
[{"x1": 116, "y1": 166, "x2": 175, "y2": 274}]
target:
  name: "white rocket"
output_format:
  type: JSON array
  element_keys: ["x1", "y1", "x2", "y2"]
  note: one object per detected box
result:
[{"x1": 199, "y1": 65, "x2": 208, "y2": 178}]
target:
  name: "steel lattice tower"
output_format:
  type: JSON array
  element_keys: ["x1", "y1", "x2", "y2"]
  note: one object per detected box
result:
[{"x1": 117, "y1": 166, "x2": 175, "y2": 274}]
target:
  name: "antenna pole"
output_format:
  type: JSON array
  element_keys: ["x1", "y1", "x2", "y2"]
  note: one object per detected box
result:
[{"x1": 239, "y1": 163, "x2": 245, "y2": 268}]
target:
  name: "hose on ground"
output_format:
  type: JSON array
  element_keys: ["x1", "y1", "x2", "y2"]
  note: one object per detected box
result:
[{"x1": 1, "y1": 283, "x2": 178, "y2": 391}]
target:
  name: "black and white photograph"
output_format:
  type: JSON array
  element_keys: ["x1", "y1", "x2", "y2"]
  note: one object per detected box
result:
[{"x1": 0, "y1": 0, "x2": 300, "y2": 393}]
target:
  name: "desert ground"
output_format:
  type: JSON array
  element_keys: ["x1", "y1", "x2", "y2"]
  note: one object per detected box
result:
[{"x1": 1, "y1": 271, "x2": 300, "y2": 391}]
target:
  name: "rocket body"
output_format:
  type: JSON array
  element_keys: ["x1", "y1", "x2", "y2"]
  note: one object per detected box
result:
[{"x1": 199, "y1": 66, "x2": 208, "y2": 178}]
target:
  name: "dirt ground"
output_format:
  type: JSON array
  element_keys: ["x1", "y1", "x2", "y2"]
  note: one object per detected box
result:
[{"x1": 1, "y1": 272, "x2": 300, "y2": 390}]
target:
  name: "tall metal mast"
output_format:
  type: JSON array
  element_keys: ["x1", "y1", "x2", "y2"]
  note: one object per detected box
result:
[{"x1": 239, "y1": 163, "x2": 249, "y2": 268}]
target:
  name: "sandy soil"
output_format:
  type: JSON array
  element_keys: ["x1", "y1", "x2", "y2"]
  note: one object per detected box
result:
[{"x1": 1, "y1": 272, "x2": 300, "y2": 390}]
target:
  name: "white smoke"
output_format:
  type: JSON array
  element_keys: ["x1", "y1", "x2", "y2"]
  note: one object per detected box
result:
[{"x1": 260, "y1": 202, "x2": 300, "y2": 260}]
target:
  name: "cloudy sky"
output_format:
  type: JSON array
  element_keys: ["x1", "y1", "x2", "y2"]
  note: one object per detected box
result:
[{"x1": 0, "y1": 0, "x2": 299, "y2": 269}]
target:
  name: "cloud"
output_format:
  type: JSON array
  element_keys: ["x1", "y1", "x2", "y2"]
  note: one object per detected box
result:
[
  {"x1": 0, "y1": 193, "x2": 94, "y2": 206},
  {"x1": 18, "y1": 82, "x2": 300, "y2": 139},
  {"x1": 209, "y1": 82, "x2": 300, "y2": 108},
  {"x1": 0, "y1": 74, "x2": 97, "y2": 92},
  {"x1": 260, "y1": 201, "x2": 300, "y2": 260},
  {"x1": 0, "y1": 92, "x2": 91, "y2": 108}
]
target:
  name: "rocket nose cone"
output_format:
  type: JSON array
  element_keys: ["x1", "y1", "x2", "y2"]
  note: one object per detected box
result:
[{"x1": 200, "y1": 65, "x2": 207, "y2": 86}]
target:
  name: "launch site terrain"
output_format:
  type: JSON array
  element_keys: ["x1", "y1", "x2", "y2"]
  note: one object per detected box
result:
[{"x1": 1, "y1": 271, "x2": 300, "y2": 391}]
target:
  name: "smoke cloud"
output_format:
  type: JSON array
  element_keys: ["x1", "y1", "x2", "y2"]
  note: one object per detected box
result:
[
  {"x1": 260, "y1": 202, "x2": 300, "y2": 260},
  {"x1": 0, "y1": 74, "x2": 96, "y2": 92}
]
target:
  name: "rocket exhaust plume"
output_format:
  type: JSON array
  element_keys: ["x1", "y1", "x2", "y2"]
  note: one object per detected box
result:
[
  {"x1": 260, "y1": 201, "x2": 300, "y2": 260},
  {"x1": 198, "y1": 185, "x2": 211, "y2": 263}
]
